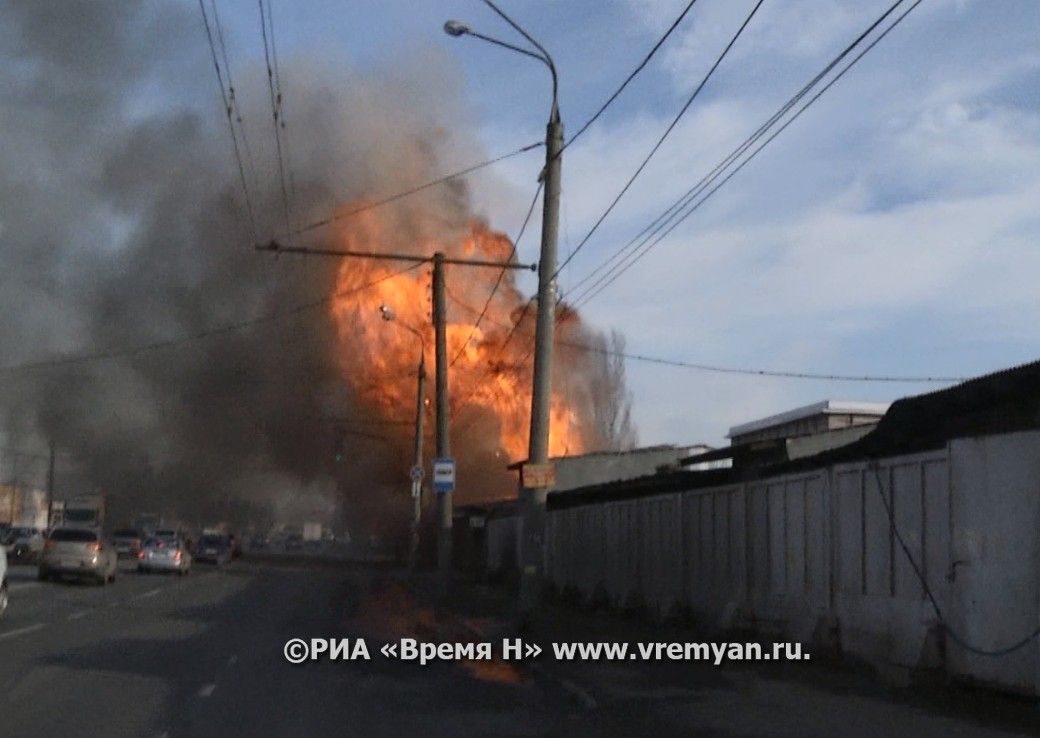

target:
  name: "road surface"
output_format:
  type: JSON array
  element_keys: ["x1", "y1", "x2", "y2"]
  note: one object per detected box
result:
[{"x1": 0, "y1": 559, "x2": 1035, "y2": 737}]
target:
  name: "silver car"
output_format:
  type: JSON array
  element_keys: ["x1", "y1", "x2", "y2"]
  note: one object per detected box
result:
[
  {"x1": 38, "y1": 528, "x2": 118, "y2": 585},
  {"x1": 137, "y1": 537, "x2": 191, "y2": 575}
]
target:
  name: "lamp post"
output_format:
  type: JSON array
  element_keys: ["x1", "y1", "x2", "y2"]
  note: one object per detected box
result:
[
  {"x1": 378, "y1": 304, "x2": 427, "y2": 571},
  {"x1": 445, "y1": 1, "x2": 561, "y2": 611}
]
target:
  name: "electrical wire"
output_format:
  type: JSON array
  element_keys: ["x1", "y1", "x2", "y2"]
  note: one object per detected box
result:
[
  {"x1": 449, "y1": 182, "x2": 542, "y2": 368},
  {"x1": 209, "y1": 0, "x2": 258, "y2": 196},
  {"x1": 197, "y1": 0, "x2": 257, "y2": 241},
  {"x1": 553, "y1": 0, "x2": 767, "y2": 280},
  {"x1": 562, "y1": 0, "x2": 700, "y2": 153},
  {"x1": 446, "y1": 290, "x2": 964, "y2": 384},
  {"x1": 0, "y1": 262, "x2": 425, "y2": 374},
  {"x1": 258, "y1": 0, "x2": 294, "y2": 243},
  {"x1": 565, "y1": 0, "x2": 911, "y2": 303},
  {"x1": 869, "y1": 460, "x2": 1040, "y2": 656},
  {"x1": 286, "y1": 141, "x2": 543, "y2": 239},
  {"x1": 574, "y1": 0, "x2": 923, "y2": 308}
]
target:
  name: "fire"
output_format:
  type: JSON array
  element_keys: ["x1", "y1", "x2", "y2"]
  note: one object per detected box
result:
[{"x1": 328, "y1": 206, "x2": 584, "y2": 463}]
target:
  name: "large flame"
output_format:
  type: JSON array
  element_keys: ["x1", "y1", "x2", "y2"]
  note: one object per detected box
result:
[{"x1": 328, "y1": 207, "x2": 583, "y2": 462}]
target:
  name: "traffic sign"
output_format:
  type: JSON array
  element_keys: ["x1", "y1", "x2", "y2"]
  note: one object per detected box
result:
[{"x1": 432, "y1": 458, "x2": 455, "y2": 494}]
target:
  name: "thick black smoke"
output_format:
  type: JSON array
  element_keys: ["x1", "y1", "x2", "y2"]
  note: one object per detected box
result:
[{"x1": 0, "y1": 1, "x2": 634, "y2": 537}]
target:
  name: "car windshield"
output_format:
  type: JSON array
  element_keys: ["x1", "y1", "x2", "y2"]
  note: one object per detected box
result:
[
  {"x1": 199, "y1": 535, "x2": 228, "y2": 547},
  {"x1": 154, "y1": 529, "x2": 177, "y2": 538},
  {"x1": 49, "y1": 529, "x2": 98, "y2": 543}
]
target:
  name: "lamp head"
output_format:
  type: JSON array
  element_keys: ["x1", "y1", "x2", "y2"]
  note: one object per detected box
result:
[{"x1": 443, "y1": 20, "x2": 470, "y2": 37}]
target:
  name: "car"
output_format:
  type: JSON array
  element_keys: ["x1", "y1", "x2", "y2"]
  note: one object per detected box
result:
[
  {"x1": 0, "y1": 545, "x2": 8, "y2": 618},
  {"x1": 153, "y1": 528, "x2": 180, "y2": 544},
  {"x1": 111, "y1": 528, "x2": 144, "y2": 559},
  {"x1": 5, "y1": 527, "x2": 45, "y2": 563},
  {"x1": 137, "y1": 536, "x2": 191, "y2": 575},
  {"x1": 194, "y1": 533, "x2": 232, "y2": 565},
  {"x1": 38, "y1": 527, "x2": 118, "y2": 585},
  {"x1": 284, "y1": 532, "x2": 303, "y2": 551}
]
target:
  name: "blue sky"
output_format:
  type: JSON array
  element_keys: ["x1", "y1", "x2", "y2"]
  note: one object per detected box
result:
[{"x1": 200, "y1": 0, "x2": 1040, "y2": 446}]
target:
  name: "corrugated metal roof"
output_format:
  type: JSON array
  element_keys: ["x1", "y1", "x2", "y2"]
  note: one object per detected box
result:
[{"x1": 547, "y1": 358, "x2": 1040, "y2": 511}]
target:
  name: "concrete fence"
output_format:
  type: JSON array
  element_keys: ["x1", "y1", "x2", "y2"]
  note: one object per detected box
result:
[{"x1": 538, "y1": 430, "x2": 1040, "y2": 695}]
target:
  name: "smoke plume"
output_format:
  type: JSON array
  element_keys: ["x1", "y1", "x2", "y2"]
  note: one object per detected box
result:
[{"x1": 0, "y1": 1, "x2": 634, "y2": 536}]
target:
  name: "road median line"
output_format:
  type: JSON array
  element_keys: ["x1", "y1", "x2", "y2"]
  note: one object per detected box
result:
[{"x1": 0, "y1": 623, "x2": 46, "y2": 641}]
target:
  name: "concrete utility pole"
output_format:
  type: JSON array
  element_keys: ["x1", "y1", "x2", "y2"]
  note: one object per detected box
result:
[
  {"x1": 255, "y1": 242, "x2": 534, "y2": 579},
  {"x1": 409, "y1": 352, "x2": 426, "y2": 571},
  {"x1": 46, "y1": 440, "x2": 55, "y2": 529},
  {"x1": 444, "y1": 0, "x2": 563, "y2": 612},
  {"x1": 432, "y1": 252, "x2": 452, "y2": 587},
  {"x1": 520, "y1": 104, "x2": 563, "y2": 611}
]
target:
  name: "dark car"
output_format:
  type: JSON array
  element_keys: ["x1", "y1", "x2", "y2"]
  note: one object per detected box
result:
[
  {"x1": 111, "y1": 528, "x2": 144, "y2": 559},
  {"x1": 194, "y1": 533, "x2": 232, "y2": 565}
]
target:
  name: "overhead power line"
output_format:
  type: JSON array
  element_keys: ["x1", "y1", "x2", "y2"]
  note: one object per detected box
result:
[
  {"x1": 258, "y1": 0, "x2": 294, "y2": 243},
  {"x1": 563, "y1": 0, "x2": 700, "y2": 152},
  {"x1": 0, "y1": 262, "x2": 424, "y2": 375},
  {"x1": 209, "y1": 0, "x2": 258, "y2": 196},
  {"x1": 553, "y1": 0, "x2": 767, "y2": 280},
  {"x1": 444, "y1": 289, "x2": 962, "y2": 384},
  {"x1": 286, "y1": 141, "x2": 543, "y2": 239},
  {"x1": 197, "y1": 0, "x2": 257, "y2": 240},
  {"x1": 573, "y1": 0, "x2": 924, "y2": 308},
  {"x1": 450, "y1": 181, "x2": 543, "y2": 368}
]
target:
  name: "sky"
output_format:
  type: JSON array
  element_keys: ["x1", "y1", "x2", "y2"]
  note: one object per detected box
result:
[{"x1": 14, "y1": 0, "x2": 1040, "y2": 451}]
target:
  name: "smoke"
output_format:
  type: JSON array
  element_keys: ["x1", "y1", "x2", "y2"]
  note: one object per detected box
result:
[{"x1": 0, "y1": 1, "x2": 634, "y2": 535}]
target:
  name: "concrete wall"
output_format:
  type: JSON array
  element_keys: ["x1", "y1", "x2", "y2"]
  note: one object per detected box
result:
[{"x1": 539, "y1": 430, "x2": 1040, "y2": 695}]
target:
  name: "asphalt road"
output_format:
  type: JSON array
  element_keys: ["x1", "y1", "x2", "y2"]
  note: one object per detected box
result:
[
  {"x1": 0, "y1": 559, "x2": 559, "y2": 738},
  {"x1": 2, "y1": 559, "x2": 1036, "y2": 738}
]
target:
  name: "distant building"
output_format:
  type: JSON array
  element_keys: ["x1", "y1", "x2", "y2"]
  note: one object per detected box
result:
[
  {"x1": 727, "y1": 400, "x2": 890, "y2": 446},
  {"x1": 681, "y1": 400, "x2": 891, "y2": 471}
]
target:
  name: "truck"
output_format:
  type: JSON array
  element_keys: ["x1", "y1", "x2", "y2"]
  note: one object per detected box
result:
[
  {"x1": 0, "y1": 485, "x2": 49, "y2": 529},
  {"x1": 62, "y1": 494, "x2": 105, "y2": 530}
]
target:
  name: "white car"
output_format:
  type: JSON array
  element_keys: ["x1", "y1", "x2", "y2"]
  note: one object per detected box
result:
[{"x1": 0, "y1": 546, "x2": 8, "y2": 617}]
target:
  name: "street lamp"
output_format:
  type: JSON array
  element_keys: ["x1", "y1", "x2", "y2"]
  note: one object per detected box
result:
[
  {"x1": 444, "y1": 1, "x2": 562, "y2": 611},
  {"x1": 378, "y1": 304, "x2": 427, "y2": 571}
]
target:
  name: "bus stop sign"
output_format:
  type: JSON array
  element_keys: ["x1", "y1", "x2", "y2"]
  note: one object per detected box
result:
[{"x1": 432, "y1": 458, "x2": 455, "y2": 494}]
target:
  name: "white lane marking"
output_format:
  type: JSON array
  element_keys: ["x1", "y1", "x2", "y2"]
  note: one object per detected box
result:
[
  {"x1": 9, "y1": 582, "x2": 42, "y2": 592},
  {"x1": 133, "y1": 587, "x2": 163, "y2": 601},
  {"x1": 558, "y1": 678, "x2": 598, "y2": 710},
  {"x1": 67, "y1": 610, "x2": 92, "y2": 621},
  {"x1": 0, "y1": 623, "x2": 46, "y2": 642},
  {"x1": 197, "y1": 683, "x2": 217, "y2": 698}
]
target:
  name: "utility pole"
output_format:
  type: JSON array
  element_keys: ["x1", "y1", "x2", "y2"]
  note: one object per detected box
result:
[
  {"x1": 408, "y1": 352, "x2": 426, "y2": 571},
  {"x1": 255, "y1": 242, "x2": 534, "y2": 579},
  {"x1": 432, "y1": 252, "x2": 452, "y2": 589},
  {"x1": 441, "y1": 0, "x2": 563, "y2": 614},
  {"x1": 520, "y1": 106, "x2": 563, "y2": 611},
  {"x1": 46, "y1": 440, "x2": 55, "y2": 529}
]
